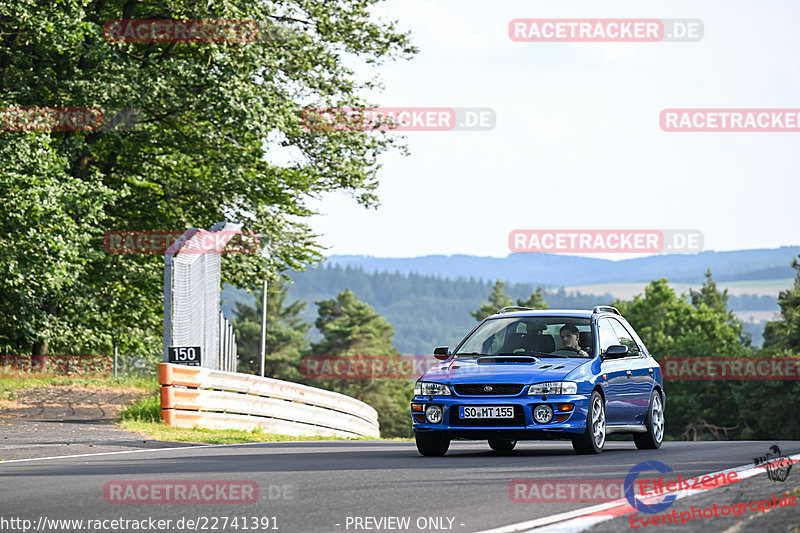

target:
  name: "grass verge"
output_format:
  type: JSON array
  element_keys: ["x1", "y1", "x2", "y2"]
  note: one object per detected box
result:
[
  {"x1": 118, "y1": 420, "x2": 371, "y2": 444},
  {"x1": 0, "y1": 374, "x2": 157, "y2": 395}
]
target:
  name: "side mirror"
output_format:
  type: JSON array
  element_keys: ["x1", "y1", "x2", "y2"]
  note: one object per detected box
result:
[
  {"x1": 433, "y1": 346, "x2": 451, "y2": 360},
  {"x1": 603, "y1": 345, "x2": 629, "y2": 360}
]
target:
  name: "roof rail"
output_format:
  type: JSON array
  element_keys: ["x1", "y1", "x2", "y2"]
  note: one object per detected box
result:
[
  {"x1": 593, "y1": 305, "x2": 621, "y2": 316},
  {"x1": 496, "y1": 306, "x2": 534, "y2": 314}
]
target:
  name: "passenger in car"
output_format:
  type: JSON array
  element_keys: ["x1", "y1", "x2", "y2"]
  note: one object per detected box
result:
[{"x1": 559, "y1": 324, "x2": 589, "y2": 357}]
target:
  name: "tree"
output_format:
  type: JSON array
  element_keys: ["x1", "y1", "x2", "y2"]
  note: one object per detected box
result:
[
  {"x1": 690, "y1": 269, "x2": 751, "y2": 348},
  {"x1": 309, "y1": 289, "x2": 412, "y2": 438},
  {"x1": 615, "y1": 278, "x2": 745, "y2": 359},
  {"x1": 470, "y1": 280, "x2": 513, "y2": 321},
  {"x1": 614, "y1": 277, "x2": 747, "y2": 440},
  {"x1": 735, "y1": 255, "x2": 800, "y2": 440},
  {"x1": 517, "y1": 287, "x2": 548, "y2": 310},
  {"x1": 690, "y1": 269, "x2": 728, "y2": 314},
  {"x1": 231, "y1": 277, "x2": 309, "y2": 381},
  {"x1": 0, "y1": 1, "x2": 415, "y2": 356},
  {"x1": 762, "y1": 255, "x2": 800, "y2": 353}
]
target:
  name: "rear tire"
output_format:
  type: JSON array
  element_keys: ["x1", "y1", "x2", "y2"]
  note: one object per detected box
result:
[
  {"x1": 634, "y1": 390, "x2": 664, "y2": 450},
  {"x1": 488, "y1": 439, "x2": 517, "y2": 452},
  {"x1": 415, "y1": 432, "x2": 450, "y2": 456},
  {"x1": 572, "y1": 391, "x2": 605, "y2": 455}
]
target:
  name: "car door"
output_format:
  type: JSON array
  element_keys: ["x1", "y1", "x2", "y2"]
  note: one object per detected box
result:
[
  {"x1": 609, "y1": 319, "x2": 653, "y2": 423},
  {"x1": 597, "y1": 318, "x2": 631, "y2": 425}
]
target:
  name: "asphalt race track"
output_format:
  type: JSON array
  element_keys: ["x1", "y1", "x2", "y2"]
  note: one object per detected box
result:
[{"x1": 1, "y1": 440, "x2": 799, "y2": 533}]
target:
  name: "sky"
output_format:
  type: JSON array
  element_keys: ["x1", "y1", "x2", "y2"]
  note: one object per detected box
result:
[{"x1": 300, "y1": 0, "x2": 800, "y2": 259}]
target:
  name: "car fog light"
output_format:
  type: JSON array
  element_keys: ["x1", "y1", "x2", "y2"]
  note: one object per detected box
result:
[
  {"x1": 425, "y1": 405, "x2": 443, "y2": 424},
  {"x1": 533, "y1": 404, "x2": 554, "y2": 424}
]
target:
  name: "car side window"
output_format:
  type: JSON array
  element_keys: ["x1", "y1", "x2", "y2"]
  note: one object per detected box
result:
[
  {"x1": 597, "y1": 319, "x2": 620, "y2": 353},
  {"x1": 609, "y1": 319, "x2": 640, "y2": 356}
]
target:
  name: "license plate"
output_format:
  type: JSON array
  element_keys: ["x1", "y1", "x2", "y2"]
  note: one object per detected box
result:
[{"x1": 459, "y1": 406, "x2": 514, "y2": 419}]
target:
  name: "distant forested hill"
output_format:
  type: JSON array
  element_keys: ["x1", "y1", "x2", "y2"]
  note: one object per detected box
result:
[
  {"x1": 325, "y1": 247, "x2": 800, "y2": 285},
  {"x1": 222, "y1": 264, "x2": 777, "y2": 354},
  {"x1": 223, "y1": 265, "x2": 615, "y2": 354}
]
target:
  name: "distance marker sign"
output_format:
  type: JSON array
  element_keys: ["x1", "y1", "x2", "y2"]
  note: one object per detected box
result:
[{"x1": 168, "y1": 346, "x2": 202, "y2": 366}]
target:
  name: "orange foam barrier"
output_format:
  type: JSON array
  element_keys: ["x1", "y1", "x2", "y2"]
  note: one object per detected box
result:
[{"x1": 159, "y1": 362, "x2": 202, "y2": 387}]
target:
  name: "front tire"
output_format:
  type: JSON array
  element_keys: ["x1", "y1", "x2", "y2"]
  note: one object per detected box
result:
[
  {"x1": 634, "y1": 390, "x2": 664, "y2": 450},
  {"x1": 415, "y1": 432, "x2": 450, "y2": 456},
  {"x1": 488, "y1": 439, "x2": 517, "y2": 452},
  {"x1": 572, "y1": 391, "x2": 605, "y2": 454}
]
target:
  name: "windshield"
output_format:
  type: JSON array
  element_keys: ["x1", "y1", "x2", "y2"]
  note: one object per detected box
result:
[{"x1": 454, "y1": 316, "x2": 594, "y2": 358}]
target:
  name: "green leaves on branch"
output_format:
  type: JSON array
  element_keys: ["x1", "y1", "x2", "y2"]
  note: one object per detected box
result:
[{"x1": 0, "y1": 0, "x2": 415, "y2": 355}]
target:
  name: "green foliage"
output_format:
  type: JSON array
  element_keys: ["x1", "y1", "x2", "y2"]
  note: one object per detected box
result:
[
  {"x1": 0, "y1": 0, "x2": 415, "y2": 355},
  {"x1": 730, "y1": 380, "x2": 800, "y2": 440},
  {"x1": 517, "y1": 287, "x2": 548, "y2": 310},
  {"x1": 118, "y1": 394, "x2": 161, "y2": 423},
  {"x1": 309, "y1": 289, "x2": 413, "y2": 438},
  {"x1": 231, "y1": 277, "x2": 309, "y2": 381},
  {"x1": 614, "y1": 277, "x2": 747, "y2": 359},
  {"x1": 762, "y1": 255, "x2": 800, "y2": 353},
  {"x1": 470, "y1": 280, "x2": 514, "y2": 321},
  {"x1": 690, "y1": 269, "x2": 729, "y2": 314},
  {"x1": 614, "y1": 274, "x2": 751, "y2": 440}
]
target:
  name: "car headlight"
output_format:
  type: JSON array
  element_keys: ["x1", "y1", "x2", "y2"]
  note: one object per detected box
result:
[
  {"x1": 528, "y1": 381, "x2": 578, "y2": 395},
  {"x1": 414, "y1": 381, "x2": 452, "y2": 396}
]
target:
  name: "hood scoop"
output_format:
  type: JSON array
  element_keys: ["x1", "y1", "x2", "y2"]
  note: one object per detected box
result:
[
  {"x1": 477, "y1": 356, "x2": 536, "y2": 364},
  {"x1": 536, "y1": 364, "x2": 566, "y2": 370}
]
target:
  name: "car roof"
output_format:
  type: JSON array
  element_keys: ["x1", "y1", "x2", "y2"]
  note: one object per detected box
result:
[{"x1": 487, "y1": 308, "x2": 624, "y2": 320}]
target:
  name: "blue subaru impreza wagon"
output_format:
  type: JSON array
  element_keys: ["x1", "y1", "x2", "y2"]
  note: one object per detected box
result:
[{"x1": 411, "y1": 306, "x2": 665, "y2": 456}]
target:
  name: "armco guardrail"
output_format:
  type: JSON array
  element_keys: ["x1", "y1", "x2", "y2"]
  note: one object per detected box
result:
[{"x1": 159, "y1": 363, "x2": 380, "y2": 438}]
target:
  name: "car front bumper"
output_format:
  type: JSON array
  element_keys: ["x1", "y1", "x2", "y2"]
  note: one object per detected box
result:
[{"x1": 411, "y1": 393, "x2": 591, "y2": 439}]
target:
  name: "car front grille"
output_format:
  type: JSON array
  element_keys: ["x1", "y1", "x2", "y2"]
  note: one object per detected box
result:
[
  {"x1": 453, "y1": 384, "x2": 524, "y2": 396},
  {"x1": 449, "y1": 405, "x2": 526, "y2": 427}
]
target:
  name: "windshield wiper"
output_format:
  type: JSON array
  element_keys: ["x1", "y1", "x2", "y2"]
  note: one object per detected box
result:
[
  {"x1": 454, "y1": 352, "x2": 486, "y2": 357},
  {"x1": 491, "y1": 352, "x2": 555, "y2": 358}
]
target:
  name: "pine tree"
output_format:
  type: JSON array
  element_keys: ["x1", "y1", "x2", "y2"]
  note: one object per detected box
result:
[
  {"x1": 763, "y1": 255, "x2": 800, "y2": 353},
  {"x1": 309, "y1": 289, "x2": 412, "y2": 437},
  {"x1": 470, "y1": 280, "x2": 514, "y2": 321},
  {"x1": 690, "y1": 269, "x2": 729, "y2": 315},
  {"x1": 517, "y1": 287, "x2": 548, "y2": 309},
  {"x1": 231, "y1": 277, "x2": 309, "y2": 381}
]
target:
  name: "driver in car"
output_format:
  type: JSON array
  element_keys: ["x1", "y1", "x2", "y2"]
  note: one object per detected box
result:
[{"x1": 559, "y1": 324, "x2": 588, "y2": 357}]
